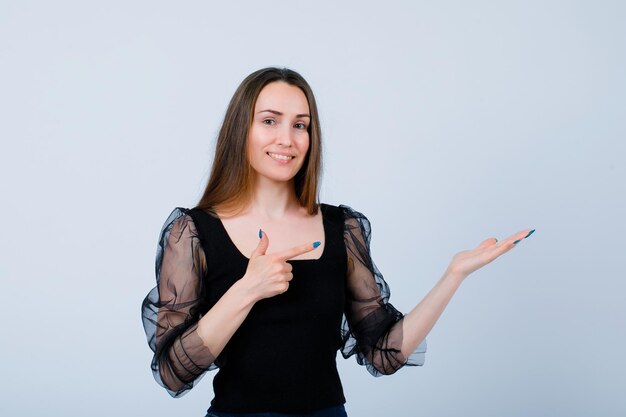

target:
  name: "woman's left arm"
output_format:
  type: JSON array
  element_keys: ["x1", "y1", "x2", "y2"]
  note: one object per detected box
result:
[
  {"x1": 340, "y1": 204, "x2": 534, "y2": 375},
  {"x1": 400, "y1": 229, "x2": 535, "y2": 358}
]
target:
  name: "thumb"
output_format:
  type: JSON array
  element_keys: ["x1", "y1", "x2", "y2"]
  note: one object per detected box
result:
[
  {"x1": 477, "y1": 237, "x2": 498, "y2": 249},
  {"x1": 250, "y1": 229, "x2": 269, "y2": 258}
]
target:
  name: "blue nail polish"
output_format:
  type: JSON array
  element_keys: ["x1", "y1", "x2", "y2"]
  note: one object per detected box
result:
[
  {"x1": 525, "y1": 229, "x2": 535, "y2": 238},
  {"x1": 259, "y1": 229, "x2": 262, "y2": 239},
  {"x1": 495, "y1": 238, "x2": 498, "y2": 242},
  {"x1": 313, "y1": 241, "x2": 321, "y2": 248},
  {"x1": 513, "y1": 239, "x2": 521, "y2": 244}
]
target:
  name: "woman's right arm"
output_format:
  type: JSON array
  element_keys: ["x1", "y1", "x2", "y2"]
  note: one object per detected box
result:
[
  {"x1": 142, "y1": 209, "x2": 219, "y2": 397},
  {"x1": 142, "y1": 209, "x2": 318, "y2": 397}
]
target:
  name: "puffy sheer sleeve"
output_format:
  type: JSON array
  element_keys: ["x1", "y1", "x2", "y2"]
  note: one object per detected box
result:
[
  {"x1": 339, "y1": 205, "x2": 427, "y2": 376},
  {"x1": 141, "y1": 207, "x2": 217, "y2": 397}
]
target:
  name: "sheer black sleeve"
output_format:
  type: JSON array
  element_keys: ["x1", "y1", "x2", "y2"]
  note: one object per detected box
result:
[
  {"x1": 339, "y1": 205, "x2": 427, "y2": 376},
  {"x1": 141, "y1": 207, "x2": 217, "y2": 397}
]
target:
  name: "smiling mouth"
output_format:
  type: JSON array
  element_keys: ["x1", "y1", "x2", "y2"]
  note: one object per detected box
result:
[{"x1": 267, "y1": 152, "x2": 294, "y2": 161}]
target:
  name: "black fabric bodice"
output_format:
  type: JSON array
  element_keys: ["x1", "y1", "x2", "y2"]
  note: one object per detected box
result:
[{"x1": 187, "y1": 204, "x2": 348, "y2": 413}]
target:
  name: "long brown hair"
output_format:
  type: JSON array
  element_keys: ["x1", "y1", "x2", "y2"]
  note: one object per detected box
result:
[{"x1": 195, "y1": 67, "x2": 322, "y2": 217}]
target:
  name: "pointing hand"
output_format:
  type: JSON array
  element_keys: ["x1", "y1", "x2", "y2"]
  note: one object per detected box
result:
[{"x1": 241, "y1": 230, "x2": 321, "y2": 301}]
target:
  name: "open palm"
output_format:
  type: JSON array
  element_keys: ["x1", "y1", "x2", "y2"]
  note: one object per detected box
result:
[{"x1": 447, "y1": 228, "x2": 535, "y2": 278}]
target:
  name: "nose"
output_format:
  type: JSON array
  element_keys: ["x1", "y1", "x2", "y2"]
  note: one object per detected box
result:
[{"x1": 275, "y1": 124, "x2": 293, "y2": 147}]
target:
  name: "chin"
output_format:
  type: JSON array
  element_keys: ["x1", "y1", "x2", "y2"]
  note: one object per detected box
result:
[{"x1": 253, "y1": 166, "x2": 304, "y2": 184}]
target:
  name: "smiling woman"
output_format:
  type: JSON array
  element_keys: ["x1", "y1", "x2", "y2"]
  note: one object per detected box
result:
[
  {"x1": 195, "y1": 68, "x2": 323, "y2": 220},
  {"x1": 247, "y1": 82, "x2": 311, "y2": 185},
  {"x1": 141, "y1": 67, "x2": 534, "y2": 417}
]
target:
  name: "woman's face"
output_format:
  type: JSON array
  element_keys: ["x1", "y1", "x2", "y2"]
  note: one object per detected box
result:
[{"x1": 247, "y1": 81, "x2": 311, "y2": 185}]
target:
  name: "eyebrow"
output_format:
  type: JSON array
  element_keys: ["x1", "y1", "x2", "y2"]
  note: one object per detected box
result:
[{"x1": 257, "y1": 109, "x2": 311, "y2": 118}]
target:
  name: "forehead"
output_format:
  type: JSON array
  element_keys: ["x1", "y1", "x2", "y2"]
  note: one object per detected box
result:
[{"x1": 254, "y1": 82, "x2": 309, "y2": 114}]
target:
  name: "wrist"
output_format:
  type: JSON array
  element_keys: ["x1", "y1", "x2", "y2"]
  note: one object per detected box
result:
[
  {"x1": 230, "y1": 278, "x2": 258, "y2": 308},
  {"x1": 443, "y1": 267, "x2": 467, "y2": 285}
]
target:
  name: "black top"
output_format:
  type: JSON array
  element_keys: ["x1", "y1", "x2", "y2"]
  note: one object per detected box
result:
[{"x1": 141, "y1": 203, "x2": 427, "y2": 413}]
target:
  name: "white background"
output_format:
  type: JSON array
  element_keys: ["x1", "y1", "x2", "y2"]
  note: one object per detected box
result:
[{"x1": 1, "y1": 1, "x2": 625, "y2": 416}]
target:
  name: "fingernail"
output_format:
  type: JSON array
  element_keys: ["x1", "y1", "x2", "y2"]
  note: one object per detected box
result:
[
  {"x1": 513, "y1": 239, "x2": 521, "y2": 244},
  {"x1": 494, "y1": 238, "x2": 498, "y2": 242},
  {"x1": 313, "y1": 241, "x2": 321, "y2": 248},
  {"x1": 525, "y1": 229, "x2": 535, "y2": 238},
  {"x1": 259, "y1": 229, "x2": 263, "y2": 239}
]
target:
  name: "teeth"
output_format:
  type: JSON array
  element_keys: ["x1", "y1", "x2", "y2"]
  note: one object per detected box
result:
[{"x1": 268, "y1": 152, "x2": 293, "y2": 161}]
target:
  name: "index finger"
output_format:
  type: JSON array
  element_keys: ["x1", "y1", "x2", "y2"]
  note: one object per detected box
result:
[
  {"x1": 499, "y1": 228, "x2": 535, "y2": 246},
  {"x1": 274, "y1": 241, "x2": 321, "y2": 261}
]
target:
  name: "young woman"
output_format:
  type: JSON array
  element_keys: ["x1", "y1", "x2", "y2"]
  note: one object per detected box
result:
[{"x1": 141, "y1": 67, "x2": 534, "y2": 417}]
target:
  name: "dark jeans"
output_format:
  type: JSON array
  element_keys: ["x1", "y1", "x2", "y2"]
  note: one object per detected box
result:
[{"x1": 204, "y1": 404, "x2": 348, "y2": 417}]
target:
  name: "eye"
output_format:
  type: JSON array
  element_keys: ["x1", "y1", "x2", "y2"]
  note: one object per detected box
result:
[
  {"x1": 294, "y1": 122, "x2": 307, "y2": 130},
  {"x1": 263, "y1": 119, "x2": 276, "y2": 126}
]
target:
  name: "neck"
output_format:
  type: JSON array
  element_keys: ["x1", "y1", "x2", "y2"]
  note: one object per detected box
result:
[{"x1": 247, "y1": 176, "x2": 301, "y2": 219}]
